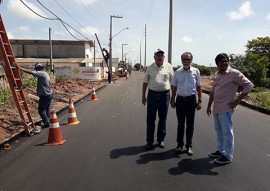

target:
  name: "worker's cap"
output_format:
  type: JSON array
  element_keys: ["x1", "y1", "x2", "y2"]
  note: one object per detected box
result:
[
  {"x1": 154, "y1": 49, "x2": 165, "y2": 55},
  {"x1": 35, "y1": 63, "x2": 44, "y2": 70}
]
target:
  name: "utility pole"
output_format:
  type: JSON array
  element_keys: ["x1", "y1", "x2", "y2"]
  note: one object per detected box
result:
[
  {"x1": 168, "y1": 0, "x2": 173, "y2": 64},
  {"x1": 109, "y1": 15, "x2": 122, "y2": 74},
  {"x1": 49, "y1": 27, "x2": 53, "y2": 72},
  {"x1": 140, "y1": 42, "x2": 142, "y2": 71},
  {"x1": 122, "y1": 43, "x2": 128, "y2": 62},
  {"x1": 93, "y1": 40, "x2": 96, "y2": 66},
  {"x1": 144, "y1": 24, "x2": 147, "y2": 69}
]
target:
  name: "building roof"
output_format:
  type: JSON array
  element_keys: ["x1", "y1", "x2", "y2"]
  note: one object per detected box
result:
[
  {"x1": 10, "y1": 39, "x2": 95, "y2": 47},
  {"x1": 15, "y1": 58, "x2": 104, "y2": 64}
]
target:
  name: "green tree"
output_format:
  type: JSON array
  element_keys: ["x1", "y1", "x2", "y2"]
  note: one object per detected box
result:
[
  {"x1": 192, "y1": 63, "x2": 211, "y2": 76},
  {"x1": 229, "y1": 37, "x2": 270, "y2": 87},
  {"x1": 246, "y1": 37, "x2": 270, "y2": 86},
  {"x1": 134, "y1": 63, "x2": 143, "y2": 71}
]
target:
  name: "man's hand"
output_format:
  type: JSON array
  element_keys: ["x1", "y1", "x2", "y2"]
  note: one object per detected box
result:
[
  {"x1": 13, "y1": 63, "x2": 20, "y2": 69},
  {"x1": 170, "y1": 99, "x2": 176, "y2": 108},
  {"x1": 142, "y1": 96, "x2": 147, "y2": 105},
  {"x1": 196, "y1": 102, "x2": 202, "y2": 110},
  {"x1": 206, "y1": 107, "x2": 212, "y2": 116},
  {"x1": 229, "y1": 99, "x2": 239, "y2": 109}
]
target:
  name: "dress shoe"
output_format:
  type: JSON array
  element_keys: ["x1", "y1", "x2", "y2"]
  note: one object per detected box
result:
[
  {"x1": 175, "y1": 145, "x2": 183, "y2": 154},
  {"x1": 158, "y1": 142, "x2": 165, "y2": 148},
  {"x1": 186, "y1": 147, "x2": 193, "y2": 156},
  {"x1": 145, "y1": 144, "x2": 154, "y2": 151}
]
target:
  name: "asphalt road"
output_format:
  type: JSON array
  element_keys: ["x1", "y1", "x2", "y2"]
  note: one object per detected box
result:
[{"x1": 0, "y1": 71, "x2": 269, "y2": 191}]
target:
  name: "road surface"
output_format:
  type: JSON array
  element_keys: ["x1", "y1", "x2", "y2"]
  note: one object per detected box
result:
[{"x1": 0, "y1": 71, "x2": 269, "y2": 191}]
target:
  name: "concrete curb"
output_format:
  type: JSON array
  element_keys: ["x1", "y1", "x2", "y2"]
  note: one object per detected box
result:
[{"x1": 0, "y1": 85, "x2": 106, "y2": 151}]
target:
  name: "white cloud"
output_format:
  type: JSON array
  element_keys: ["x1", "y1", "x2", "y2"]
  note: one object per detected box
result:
[
  {"x1": 7, "y1": 32, "x2": 14, "y2": 39},
  {"x1": 8, "y1": 0, "x2": 47, "y2": 20},
  {"x1": 226, "y1": 1, "x2": 255, "y2": 20},
  {"x1": 217, "y1": 35, "x2": 223, "y2": 40},
  {"x1": 180, "y1": 36, "x2": 193, "y2": 43},
  {"x1": 81, "y1": 26, "x2": 100, "y2": 36},
  {"x1": 73, "y1": 0, "x2": 98, "y2": 5},
  {"x1": 267, "y1": 13, "x2": 270, "y2": 20},
  {"x1": 19, "y1": 26, "x2": 30, "y2": 32}
]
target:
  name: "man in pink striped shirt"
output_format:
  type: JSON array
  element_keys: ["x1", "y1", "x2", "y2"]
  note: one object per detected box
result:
[{"x1": 207, "y1": 53, "x2": 254, "y2": 164}]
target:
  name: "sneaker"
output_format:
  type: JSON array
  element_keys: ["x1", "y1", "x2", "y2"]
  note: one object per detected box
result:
[
  {"x1": 158, "y1": 142, "x2": 165, "y2": 148},
  {"x1": 214, "y1": 155, "x2": 232, "y2": 164},
  {"x1": 186, "y1": 147, "x2": 193, "y2": 156},
  {"x1": 209, "y1": 150, "x2": 223, "y2": 158}
]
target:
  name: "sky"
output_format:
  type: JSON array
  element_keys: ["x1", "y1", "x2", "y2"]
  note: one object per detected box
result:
[{"x1": 0, "y1": 0, "x2": 270, "y2": 67}]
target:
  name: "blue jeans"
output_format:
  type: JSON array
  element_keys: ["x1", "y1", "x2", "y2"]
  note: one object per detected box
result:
[
  {"x1": 38, "y1": 94, "x2": 53, "y2": 125},
  {"x1": 146, "y1": 90, "x2": 170, "y2": 145},
  {"x1": 213, "y1": 111, "x2": 234, "y2": 160}
]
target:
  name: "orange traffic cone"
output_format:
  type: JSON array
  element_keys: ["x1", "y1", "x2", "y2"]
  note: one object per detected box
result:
[
  {"x1": 67, "y1": 98, "x2": 80, "y2": 125},
  {"x1": 91, "y1": 86, "x2": 98, "y2": 101},
  {"x1": 45, "y1": 110, "x2": 65, "y2": 146}
]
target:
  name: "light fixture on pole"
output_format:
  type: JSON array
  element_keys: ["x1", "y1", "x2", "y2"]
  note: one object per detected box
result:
[{"x1": 122, "y1": 43, "x2": 128, "y2": 62}]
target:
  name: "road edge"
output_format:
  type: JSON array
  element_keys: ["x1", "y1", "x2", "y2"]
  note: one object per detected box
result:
[{"x1": 0, "y1": 85, "x2": 107, "y2": 151}]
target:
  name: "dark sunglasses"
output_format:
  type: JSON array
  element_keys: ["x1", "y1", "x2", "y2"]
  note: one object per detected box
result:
[{"x1": 182, "y1": 59, "x2": 192, "y2": 61}]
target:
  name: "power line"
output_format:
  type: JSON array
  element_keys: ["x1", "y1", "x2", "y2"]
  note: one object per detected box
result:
[
  {"x1": 36, "y1": 0, "x2": 91, "y2": 41},
  {"x1": 79, "y1": 0, "x2": 109, "y2": 36},
  {"x1": 19, "y1": 0, "x2": 58, "y2": 20},
  {"x1": 54, "y1": 0, "x2": 95, "y2": 39}
]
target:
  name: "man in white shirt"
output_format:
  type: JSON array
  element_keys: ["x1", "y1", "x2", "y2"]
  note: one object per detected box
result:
[
  {"x1": 171, "y1": 52, "x2": 202, "y2": 155},
  {"x1": 142, "y1": 49, "x2": 174, "y2": 150}
]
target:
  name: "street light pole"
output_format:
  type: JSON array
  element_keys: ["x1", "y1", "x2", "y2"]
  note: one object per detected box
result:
[
  {"x1": 109, "y1": 15, "x2": 122, "y2": 74},
  {"x1": 168, "y1": 0, "x2": 173, "y2": 64},
  {"x1": 122, "y1": 43, "x2": 128, "y2": 62}
]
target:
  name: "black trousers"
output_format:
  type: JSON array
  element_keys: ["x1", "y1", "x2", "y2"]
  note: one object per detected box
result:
[{"x1": 175, "y1": 95, "x2": 197, "y2": 149}]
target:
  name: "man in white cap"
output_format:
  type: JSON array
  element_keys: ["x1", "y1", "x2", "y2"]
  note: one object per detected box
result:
[
  {"x1": 142, "y1": 49, "x2": 174, "y2": 150},
  {"x1": 15, "y1": 63, "x2": 53, "y2": 128}
]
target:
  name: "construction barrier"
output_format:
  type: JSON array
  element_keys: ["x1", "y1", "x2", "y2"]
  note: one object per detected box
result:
[
  {"x1": 67, "y1": 98, "x2": 80, "y2": 125},
  {"x1": 45, "y1": 110, "x2": 65, "y2": 146}
]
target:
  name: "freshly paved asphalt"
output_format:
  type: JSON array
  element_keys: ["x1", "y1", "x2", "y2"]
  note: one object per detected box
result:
[{"x1": 0, "y1": 71, "x2": 269, "y2": 191}]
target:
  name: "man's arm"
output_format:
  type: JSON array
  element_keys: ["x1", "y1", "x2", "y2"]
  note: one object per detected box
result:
[
  {"x1": 170, "y1": 85, "x2": 177, "y2": 108},
  {"x1": 15, "y1": 63, "x2": 33, "y2": 75},
  {"x1": 142, "y1": 82, "x2": 148, "y2": 105},
  {"x1": 206, "y1": 92, "x2": 214, "y2": 116},
  {"x1": 196, "y1": 86, "x2": 202, "y2": 110}
]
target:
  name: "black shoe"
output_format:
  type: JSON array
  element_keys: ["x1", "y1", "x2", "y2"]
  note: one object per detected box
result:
[
  {"x1": 214, "y1": 155, "x2": 232, "y2": 164},
  {"x1": 145, "y1": 144, "x2": 154, "y2": 151},
  {"x1": 42, "y1": 123, "x2": 50, "y2": 128},
  {"x1": 209, "y1": 150, "x2": 223, "y2": 158},
  {"x1": 186, "y1": 147, "x2": 193, "y2": 156},
  {"x1": 175, "y1": 145, "x2": 183, "y2": 154},
  {"x1": 158, "y1": 142, "x2": 165, "y2": 148}
]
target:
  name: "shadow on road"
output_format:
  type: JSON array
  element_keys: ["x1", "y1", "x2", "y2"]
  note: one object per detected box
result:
[
  {"x1": 110, "y1": 145, "x2": 146, "y2": 159},
  {"x1": 168, "y1": 157, "x2": 219, "y2": 176},
  {"x1": 136, "y1": 149, "x2": 180, "y2": 164}
]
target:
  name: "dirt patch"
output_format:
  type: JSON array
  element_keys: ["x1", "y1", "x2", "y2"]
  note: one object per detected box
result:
[{"x1": 0, "y1": 79, "x2": 105, "y2": 143}]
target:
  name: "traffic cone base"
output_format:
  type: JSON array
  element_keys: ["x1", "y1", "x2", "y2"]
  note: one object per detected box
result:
[
  {"x1": 67, "y1": 98, "x2": 80, "y2": 125},
  {"x1": 44, "y1": 110, "x2": 65, "y2": 146}
]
